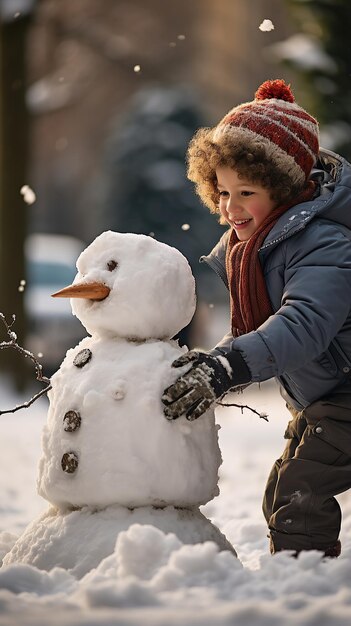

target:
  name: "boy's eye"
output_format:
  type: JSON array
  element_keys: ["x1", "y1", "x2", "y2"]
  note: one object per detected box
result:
[
  {"x1": 219, "y1": 190, "x2": 229, "y2": 197},
  {"x1": 241, "y1": 191, "x2": 254, "y2": 197},
  {"x1": 107, "y1": 260, "x2": 118, "y2": 271}
]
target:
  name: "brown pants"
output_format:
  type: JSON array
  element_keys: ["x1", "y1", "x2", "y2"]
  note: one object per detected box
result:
[{"x1": 263, "y1": 390, "x2": 351, "y2": 554}]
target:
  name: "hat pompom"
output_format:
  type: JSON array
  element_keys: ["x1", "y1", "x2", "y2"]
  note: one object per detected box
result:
[{"x1": 255, "y1": 79, "x2": 294, "y2": 103}]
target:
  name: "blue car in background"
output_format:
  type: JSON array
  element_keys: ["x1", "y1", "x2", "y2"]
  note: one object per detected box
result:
[{"x1": 24, "y1": 234, "x2": 86, "y2": 375}]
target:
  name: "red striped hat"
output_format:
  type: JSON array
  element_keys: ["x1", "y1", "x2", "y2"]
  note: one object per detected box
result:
[{"x1": 213, "y1": 79, "x2": 319, "y2": 186}]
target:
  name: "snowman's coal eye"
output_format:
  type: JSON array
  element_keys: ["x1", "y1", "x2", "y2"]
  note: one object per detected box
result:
[{"x1": 107, "y1": 260, "x2": 118, "y2": 272}]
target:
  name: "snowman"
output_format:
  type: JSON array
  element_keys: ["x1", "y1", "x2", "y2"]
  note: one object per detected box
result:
[{"x1": 3, "y1": 231, "x2": 235, "y2": 577}]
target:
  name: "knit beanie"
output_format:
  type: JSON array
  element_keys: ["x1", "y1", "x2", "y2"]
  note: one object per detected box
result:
[{"x1": 213, "y1": 79, "x2": 319, "y2": 187}]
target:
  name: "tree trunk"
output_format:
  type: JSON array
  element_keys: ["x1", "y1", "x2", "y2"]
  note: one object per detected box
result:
[{"x1": 0, "y1": 14, "x2": 31, "y2": 390}]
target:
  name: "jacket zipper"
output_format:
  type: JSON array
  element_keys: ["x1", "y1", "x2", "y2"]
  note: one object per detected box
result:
[{"x1": 260, "y1": 218, "x2": 313, "y2": 252}]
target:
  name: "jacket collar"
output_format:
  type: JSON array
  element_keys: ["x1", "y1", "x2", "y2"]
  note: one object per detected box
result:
[{"x1": 261, "y1": 148, "x2": 351, "y2": 251}]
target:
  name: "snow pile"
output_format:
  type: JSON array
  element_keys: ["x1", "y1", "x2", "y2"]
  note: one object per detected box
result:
[
  {"x1": 269, "y1": 34, "x2": 337, "y2": 72},
  {"x1": 1, "y1": 521, "x2": 351, "y2": 625},
  {"x1": 3, "y1": 507, "x2": 234, "y2": 578}
]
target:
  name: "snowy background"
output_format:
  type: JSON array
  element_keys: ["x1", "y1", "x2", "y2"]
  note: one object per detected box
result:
[{"x1": 1, "y1": 342, "x2": 351, "y2": 625}]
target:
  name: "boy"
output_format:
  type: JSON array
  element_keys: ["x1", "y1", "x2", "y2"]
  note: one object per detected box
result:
[{"x1": 162, "y1": 79, "x2": 351, "y2": 558}]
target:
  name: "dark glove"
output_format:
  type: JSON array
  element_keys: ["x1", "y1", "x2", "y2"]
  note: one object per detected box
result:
[{"x1": 162, "y1": 351, "x2": 235, "y2": 421}]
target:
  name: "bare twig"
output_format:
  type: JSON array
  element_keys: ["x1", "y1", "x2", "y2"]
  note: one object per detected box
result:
[
  {"x1": 217, "y1": 399, "x2": 269, "y2": 422},
  {"x1": 0, "y1": 312, "x2": 52, "y2": 415}
]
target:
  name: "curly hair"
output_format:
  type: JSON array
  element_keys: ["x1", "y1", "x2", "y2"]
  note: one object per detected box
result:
[{"x1": 187, "y1": 128, "x2": 305, "y2": 223}]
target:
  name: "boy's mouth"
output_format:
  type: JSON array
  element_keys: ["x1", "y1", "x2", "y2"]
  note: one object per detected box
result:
[
  {"x1": 232, "y1": 218, "x2": 253, "y2": 227},
  {"x1": 234, "y1": 219, "x2": 251, "y2": 224}
]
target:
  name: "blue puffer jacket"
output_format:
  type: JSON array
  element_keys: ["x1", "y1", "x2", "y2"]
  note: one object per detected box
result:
[{"x1": 202, "y1": 149, "x2": 351, "y2": 410}]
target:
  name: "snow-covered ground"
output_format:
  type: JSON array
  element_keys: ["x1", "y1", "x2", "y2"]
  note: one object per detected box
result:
[{"x1": 1, "y1": 366, "x2": 351, "y2": 625}]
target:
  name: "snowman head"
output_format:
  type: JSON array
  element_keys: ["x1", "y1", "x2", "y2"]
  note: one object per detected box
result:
[{"x1": 53, "y1": 231, "x2": 196, "y2": 340}]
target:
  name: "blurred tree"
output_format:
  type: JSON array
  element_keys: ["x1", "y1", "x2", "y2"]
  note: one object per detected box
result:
[
  {"x1": 0, "y1": 3, "x2": 34, "y2": 389},
  {"x1": 102, "y1": 86, "x2": 226, "y2": 348},
  {"x1": 279, "y1": 0, "x2": 351, "y2": 160},
  {"x1": 24, "y1": 0, "x2": 295, "y2": 246}
]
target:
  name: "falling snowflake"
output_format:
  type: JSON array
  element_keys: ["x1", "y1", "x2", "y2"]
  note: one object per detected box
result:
[
  {"x1": 209, "y1": 303, "x2": 214, "y2": 309},
  {"x1": 37, "y1": 352, "x2": 43, "y2": 358},
  {"x1": 259, "y1": 19, "x2": 274, "y2": 32},
  {"x1": 133, "y1": 65, "x2": 141, "y2": 73},
  {"x1": 181, "y1": 223, "x2": 190, "y2": 231},
  {"x1": 20, "y1": 185, "x2": 36, "y2": 205},
  {"x1": 177, "y1": 35, "x2": 186, "y2": 40}
]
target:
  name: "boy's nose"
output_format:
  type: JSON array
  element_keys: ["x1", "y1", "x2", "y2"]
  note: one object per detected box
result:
[{"x1": 227, "y1": 199, "x2": 243, "y2": 214}]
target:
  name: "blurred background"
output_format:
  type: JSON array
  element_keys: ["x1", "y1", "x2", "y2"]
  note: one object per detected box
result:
[{"x1": 1, "y1": 0, "x2": 350, "y2": 389}]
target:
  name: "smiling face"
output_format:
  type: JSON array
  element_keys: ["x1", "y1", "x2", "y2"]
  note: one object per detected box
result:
[{"x1": 216, "y1": 166, "x2": 277, "y2": 241}]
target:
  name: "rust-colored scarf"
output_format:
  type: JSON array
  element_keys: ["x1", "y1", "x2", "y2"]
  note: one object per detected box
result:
[{"x1": 226, "y1": 183, "x2": 316, "y2": 337}]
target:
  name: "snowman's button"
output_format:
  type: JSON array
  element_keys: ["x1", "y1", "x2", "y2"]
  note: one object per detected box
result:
[
  {"x1": 61, "y1": 451, "x2": 79, "y2": 474},
  {"x1": 113, "y1": 381, "x2": 126, "y2": 400},
  {"x1": 63, "y1": 410, "x2": 81, "y2": 432},
  {"x1": 73, "y1": 348, "x2": 92, "y2": 368}
]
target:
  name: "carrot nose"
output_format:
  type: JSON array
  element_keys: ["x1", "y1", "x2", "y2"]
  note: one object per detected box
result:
[{"x1": 52, "y1": 282, "x2": 110, "y2": 301}]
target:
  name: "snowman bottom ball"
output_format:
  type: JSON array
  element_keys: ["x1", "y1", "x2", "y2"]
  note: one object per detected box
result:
[
  {"x1": 3, "y1": 505, "x2": 237, "y2": 578},
  {"x1": 38, "y1": 337, "x2": 222, "y2": 509}
]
